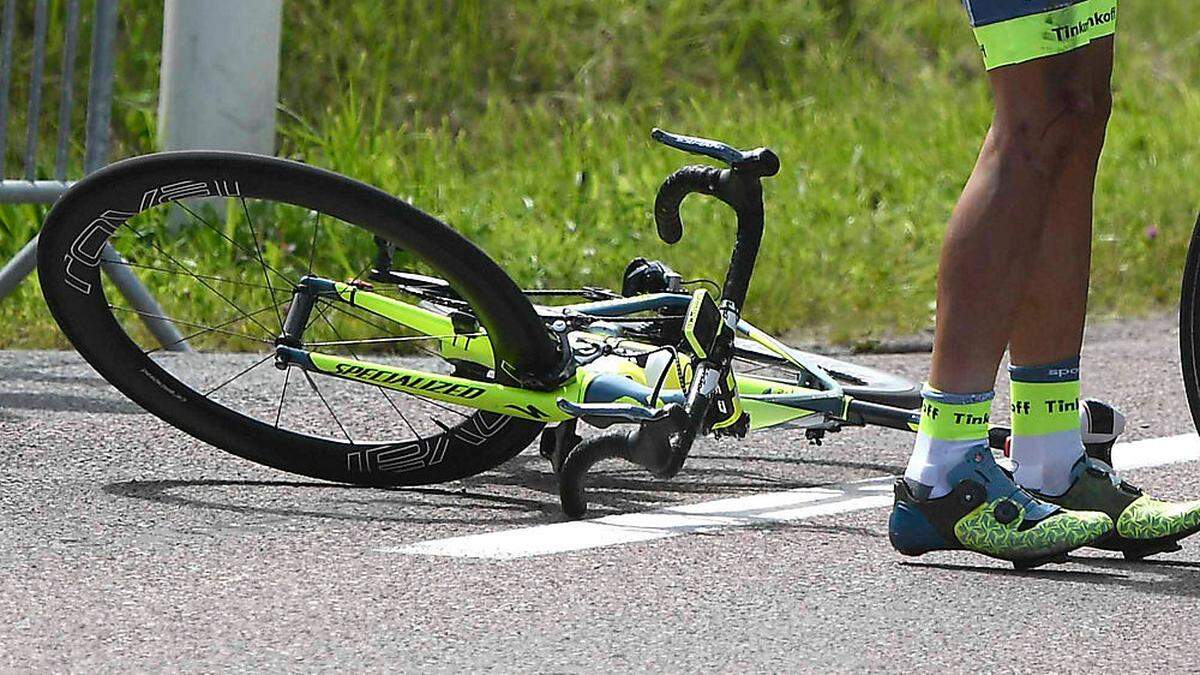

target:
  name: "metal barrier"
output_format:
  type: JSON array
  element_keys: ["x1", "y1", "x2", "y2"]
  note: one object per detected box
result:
[{"x1": 0, "y1": 0, "x2": 186, "y2": 351}]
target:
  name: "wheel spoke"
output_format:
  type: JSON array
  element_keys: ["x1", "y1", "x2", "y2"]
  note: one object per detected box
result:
[
  {"x1": 312, "y1": 301, "x2": 430, "y2": 434},
  {"x1": 239, "y1": 196, "x2": 287, "y2": 333},
  {"x1": 118, "y1": 222, "x2": 279, "y2": 338},
  {"x1": 316, "y1": 299, "x2": 415, "y2": 338},
  {"x1": 313, "y1": 300, "x2": 451, "y2": 362},
  {"x1": 301, "y1": 368, "x2": 352, "y2": 443},
  {"x1": 304, "y1": 332, "x2": 483, "y2": 347},
  {"x1": 105, "y1": 259, "x2": 277, "y2": 291},
  {"x1": 348, "y1": 261, "x2": 372, "y2": 286},
  {"x1": 173, "y1": 199, "x2": 297, "y2": 288},
  {"x1": 203, "y1": 352, "x2": 275, "y2": 397},
  {"x1": 307, "y1": 212, "x2": 321, "y2": 275},
  {"x1": 319, "y1": 298, "x2": 397, "y2": 335},
  {"x1": 379, "y1": 387, "x2": 420, "y2": 438},
  {"x1": 275, "y1": 366, "x2": 291, "y2": 428},
  {"x1": 110, "y1": 303, "x2": 278, "y2": 350},
  {"x1": 100, "y1": 192, "x2": 500, "y2": 448}
]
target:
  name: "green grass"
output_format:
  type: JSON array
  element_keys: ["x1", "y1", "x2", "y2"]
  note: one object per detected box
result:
[{"x1": 1, "y1": 0, "x2": 1198, "y2": 349}]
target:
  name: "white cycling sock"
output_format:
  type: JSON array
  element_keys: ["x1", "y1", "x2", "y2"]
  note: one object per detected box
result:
[
  {"x1": 1009, "y1": 357, "x2": 1085, "y2": 497},
  {"x1": 904, "y1": 386, "x2": 995, "y2": 499}
]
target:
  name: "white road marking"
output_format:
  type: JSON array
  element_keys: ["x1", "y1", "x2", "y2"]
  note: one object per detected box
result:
[
  {"x1": 385, "y1": 433, "x2": 1200, "y2": 560},
  {"x1": 1111, "y1": 433, "x2": 1200, "y2": 470}
]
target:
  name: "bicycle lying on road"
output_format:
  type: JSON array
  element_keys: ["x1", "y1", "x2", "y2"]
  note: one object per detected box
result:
[{"x1": 37, "y1": 129, "x2": 1152, "y2": 518}]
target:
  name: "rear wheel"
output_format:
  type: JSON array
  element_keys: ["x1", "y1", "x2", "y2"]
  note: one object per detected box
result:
[
  {"x1": 734, "y1": 338, "x2": 921, "y2": 409},
  {"x1": 37, "y1": 152, "x2": 561, "y2": 486},
  {"x1": 1179, "y1": 213, "x2": 1200, "y2": 436}
]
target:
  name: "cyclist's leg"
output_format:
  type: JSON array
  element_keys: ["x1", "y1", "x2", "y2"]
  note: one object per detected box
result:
[
  {"x1": 1005, "y1": 37, "x2": 1113, "y2": 496},
  {"x1": 893, "y1": 4, "x2": 1121, "y2": 564},
  {"x1": 927, "y1": 45, "x2": 1111, "y2": 393},
  {"x1": 1008, "y1": 36, "x2": 1114, "y2": 366},
  {"x1": 1000, "y1": 34, "x2": 1200, "y2": 554}
]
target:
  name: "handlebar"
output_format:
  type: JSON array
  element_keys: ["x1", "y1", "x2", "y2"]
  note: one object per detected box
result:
[
  {"x1": 652, "y1": 165, "x2": 721, "y2": 245},
  {"x1": 651, "y1": 128, "x2": 780, "y2": 175},
  {"x1": 649, "y1": 129, "x2": 779, "y2": 309},
  {"x1": 553, "y1": 129, "x2": 781, "y2": 519}
]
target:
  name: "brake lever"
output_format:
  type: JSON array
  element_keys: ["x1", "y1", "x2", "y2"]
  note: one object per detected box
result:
[{"x1": 555, "y1": 399, "x2": 673, "y2": 424}]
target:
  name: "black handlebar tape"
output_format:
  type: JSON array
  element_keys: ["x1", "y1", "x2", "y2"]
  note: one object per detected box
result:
[
  {"x1": 558, "y1": 409, "x2": 685, "y2": 518},
  {"x1": 653, "y1": 165, "x2": 723, "y2": 244},
  {"x1": 558, "y1": 429, "x2": 637, "y2": 519},
  {"x1": 733, "y1": 148, "x2": 781, "y2": 177}
]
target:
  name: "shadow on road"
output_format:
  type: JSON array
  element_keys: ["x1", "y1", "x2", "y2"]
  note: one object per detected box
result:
[
  {"x1": 101, "y1": 449, "x2": 886, "y2": 527},
  {"x1": 900, "y1": 560, "x2": 1125, "y2": 580},
  {"x1": 902, "y1": 556, "x2": 1200, "y2": 599},
  {"x1": 103, "y1": 478, "x2": 560, "y2": 526},
  {"x1": 0, "y1": 391, "x2": 142, "y2": 415},
  {"x1": 691, "y1": 452, "x2": 904, "y2": 476},
  {"x1": 0, "y1": 366, "x2": 107, "y2": 387},
  {"x1": 458, "y1": 452, "x2": 855, "y2": 517}
]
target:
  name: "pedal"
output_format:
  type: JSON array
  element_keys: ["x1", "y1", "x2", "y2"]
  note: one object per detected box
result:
[{"x1": 1081, "y1": 398, "x2": 1125, "y2": 466}]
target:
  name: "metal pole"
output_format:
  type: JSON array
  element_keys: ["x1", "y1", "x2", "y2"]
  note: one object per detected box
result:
[
  {"x1": 23, "y1": 0, "x2": 48, "y2": 181},
  {"x1": 158, "y1": 0, "x2": 282, "y2": 153},
  {"x1": 0, "y1": 235, "x2": 37, "y2": 299},
  {"x1": 0, "y1": 0, "x2": 16, "y2": 166},
  {"x1": 85, "y1": 0, "x2": 188, "y2": 351},
  {"x1": 82, "y1": 0, "x2": 117, "y2": 174},
  {"x1": 100, "y1": 244, "x2": 191, "y2": 352},
  {"x1": 54, "y1": 0, "x2": 81, "y2": 181}
]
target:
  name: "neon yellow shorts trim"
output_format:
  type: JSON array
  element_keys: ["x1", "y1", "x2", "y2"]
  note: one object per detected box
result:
[{"x1": 972, "y1": 0, "x2": 1117, "y2": 70}]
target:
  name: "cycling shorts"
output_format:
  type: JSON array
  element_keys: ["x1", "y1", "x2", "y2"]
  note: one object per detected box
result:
[{"x1": 962, "y1": 0, "x2": 1117, "y2": 70}]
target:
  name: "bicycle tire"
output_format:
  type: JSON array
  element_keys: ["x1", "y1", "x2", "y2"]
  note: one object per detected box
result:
[
  {"x1": 1179, "y1": 212, "x2": 1200, "y2": 436},
  {"x1": 734, "y1": 338, "x2": 921, "y2": 409},
  {"x1": 37, "y1": 151, "x2": 561, "y2": 486}
]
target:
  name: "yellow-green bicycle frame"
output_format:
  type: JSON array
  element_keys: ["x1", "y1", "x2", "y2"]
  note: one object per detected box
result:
[{"x1": 274, "y1": 279, "x2": 920, "y2": 434}]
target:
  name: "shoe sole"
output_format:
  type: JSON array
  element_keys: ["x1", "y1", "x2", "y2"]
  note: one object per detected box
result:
[
  {"x1": 1092, "y1": 522, "x2": 1200, "y2": 560},
  {"x1": 1011, "y1": 552, "x2": 1071, "y2": 571}
]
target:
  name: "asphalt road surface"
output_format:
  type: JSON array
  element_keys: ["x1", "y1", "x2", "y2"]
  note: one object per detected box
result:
[{"x1": 3, "y1": 316, "x2": 1199, "y2": 672}]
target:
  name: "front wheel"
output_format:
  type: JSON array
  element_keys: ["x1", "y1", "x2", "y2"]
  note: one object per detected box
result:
[{"x1": 37, "y1": 152, "x2": 561, "y2": 486}]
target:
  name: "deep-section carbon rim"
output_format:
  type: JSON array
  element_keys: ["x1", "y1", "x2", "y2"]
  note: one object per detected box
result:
[{"x1": 37, "y1": 151, "x2": 560, "y2": 486}]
